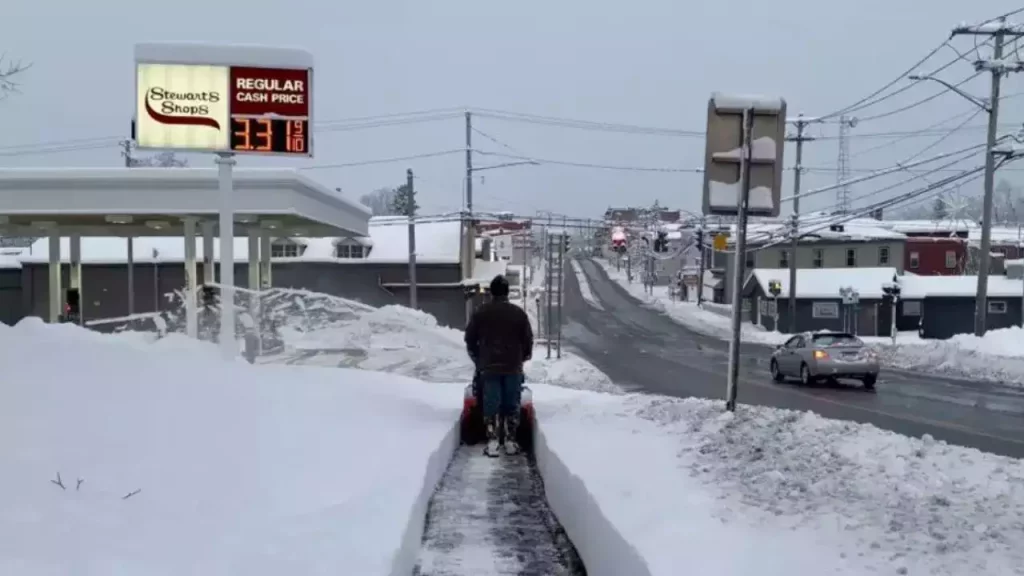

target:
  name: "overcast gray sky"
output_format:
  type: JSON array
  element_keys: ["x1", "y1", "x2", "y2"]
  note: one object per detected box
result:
[{"x1": 4, "y1": 0, "x2": 1024, "y2": 220}]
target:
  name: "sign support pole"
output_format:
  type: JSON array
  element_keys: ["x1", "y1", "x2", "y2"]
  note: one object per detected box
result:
[
  {"x1": 725, "y1": 107, "x2": 755, "y2": 412},
  {"x1": 216, "y1": 152, "x2": 237, "y2": 360}
]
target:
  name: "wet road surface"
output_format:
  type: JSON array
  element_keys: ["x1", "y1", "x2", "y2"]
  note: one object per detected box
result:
[{"x1": 564, "y1": 257, "x2": 1024, "y2": 459}]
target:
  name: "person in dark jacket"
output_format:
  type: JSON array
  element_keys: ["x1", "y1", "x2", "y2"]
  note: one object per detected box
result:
[{"x1": 465, "y1": 274, "x2": 534, "y2": 456}]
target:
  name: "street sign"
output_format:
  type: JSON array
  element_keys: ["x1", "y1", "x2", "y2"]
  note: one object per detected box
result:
[
  {"x1": 712, "y1": 233, "x2": 728, "y2": 251},
  {"x1": 702, "y1": 93, "x2": 786, "y2": 217},
  {"x1": 134, "y1": 44, "x2": 313, "y2": 157}
]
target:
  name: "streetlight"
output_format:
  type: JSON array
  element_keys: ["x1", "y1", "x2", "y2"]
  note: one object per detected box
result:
[{"x1": 908, "y1": 66, "x2": 1020, "y2": 336}]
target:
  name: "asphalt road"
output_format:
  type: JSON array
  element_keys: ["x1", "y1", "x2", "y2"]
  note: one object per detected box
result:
[{"x1": 563, "y1": 257, "x2": 1024, "y2": 459}]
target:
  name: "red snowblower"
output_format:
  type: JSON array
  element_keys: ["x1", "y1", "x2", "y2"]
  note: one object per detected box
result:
[{"x1": 460, "y1": 370, "x2": 535, "y2": 454}]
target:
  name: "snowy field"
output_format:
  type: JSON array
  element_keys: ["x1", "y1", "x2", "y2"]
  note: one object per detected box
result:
[
  {"x1": 0, "y1": 318, "x2": 462, "y2": 576},
  {"x1": 593, "y1": 258, "x2": 1024, "y2": 387}
]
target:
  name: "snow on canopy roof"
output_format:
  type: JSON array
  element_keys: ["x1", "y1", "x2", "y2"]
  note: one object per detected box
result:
[
  {"x1": 899, "y1": 274, "x2": 1024, "y2": 299},
  {"x1": 135, "y1": 42, "x2": 313, "y2": 69},
  {"x1": 365, "y1": 216, "x2": 461, "y2": 263},
  {"x1": 747, "y1": 267, "x2": 900, "y2": 299}
]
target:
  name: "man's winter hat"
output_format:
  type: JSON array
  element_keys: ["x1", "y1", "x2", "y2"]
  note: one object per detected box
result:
[{"x1": 490, "y1": 274, "x2": 510, "y2": 297}]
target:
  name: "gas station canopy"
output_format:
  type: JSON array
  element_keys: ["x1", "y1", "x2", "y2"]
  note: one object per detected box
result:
[{"x1": 0, "y1": 167, "x2": 370, "y2": 237}]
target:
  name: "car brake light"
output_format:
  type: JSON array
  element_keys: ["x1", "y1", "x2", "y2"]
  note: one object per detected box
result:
[{"x1": 813, "y1": 350, "x2": 829, "y2": 360}]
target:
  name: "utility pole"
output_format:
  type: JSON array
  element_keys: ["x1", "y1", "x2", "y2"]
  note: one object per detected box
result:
[
  {"x1": 696, "y1": 218, "x2": 706, "y2": 305},
  {"x1": 464, "y1": 111, "x2": 475, "y2": 325},
  {"x1": 121, "y1": 139, "x2": 136, "y2": 323},
  {"x1": 950, "y1": 19, "x2": 1024, "y2": 336},
  {"x1": 406, "y1": 168, "x2": 418, "y2": 310},
  {"x1": 545, "y1": 216, "x2": 554, "y2": 359},
  {"x1": 557, "y1": 216, "x2": 566, "y2": 359},
  {"x1": 785, "y1": 114, "x2": 817, "y2": 333}
]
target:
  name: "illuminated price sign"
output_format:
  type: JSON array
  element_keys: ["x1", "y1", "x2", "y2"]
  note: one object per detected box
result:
[
  {"x1": 134, "y1": 61, "x2": 313, "y2": 157},
  {"x1": 228, "y1": 66, "x2": 311, "y2": 156},
  {"x1": 231, "y1": 118, "x2": 308, "y2": 155}
]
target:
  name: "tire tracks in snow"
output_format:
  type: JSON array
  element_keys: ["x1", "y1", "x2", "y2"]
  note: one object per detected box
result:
[{"x1": 414, "y1": 446, "x2": 586, "y2": 576}]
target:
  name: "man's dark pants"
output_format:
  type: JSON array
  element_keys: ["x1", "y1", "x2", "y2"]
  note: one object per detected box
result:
[{"x1": 481, "y1": 373, "x2": 524, "y2": 428}]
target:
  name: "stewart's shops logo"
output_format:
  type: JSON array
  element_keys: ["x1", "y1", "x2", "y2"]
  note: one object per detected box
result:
[{"x1": 144, "y1": 86, "x2": 222, "y2": 130}]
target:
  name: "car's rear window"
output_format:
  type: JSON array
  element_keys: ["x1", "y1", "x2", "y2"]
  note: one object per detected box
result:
[{"x1": 812, "y1": 333, "x2": 861, "y2": 346}]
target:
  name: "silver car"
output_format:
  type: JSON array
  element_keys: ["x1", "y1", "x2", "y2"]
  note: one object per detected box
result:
[{"x1": 769, "y1": 331, "x2": 879, "y2": 389}]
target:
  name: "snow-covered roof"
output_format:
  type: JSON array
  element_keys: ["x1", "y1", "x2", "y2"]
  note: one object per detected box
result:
[
  {"x1": 747, "y1": 267, "x2": 900, "y2": 299},
  {"x1": 741, "y1": 214, "x2": 906, "y2": 245},
  {"x1": 0, "y1": 247, "x2": 27, "y2": 269},
  {"x1": 899, "y1": 274, "x2": 1024, "y2": 299},
  {"x1": 877, "y1": 220, "x2": 969, "y2": 235},
  {"x1": 463, "y1": 259, "x2": 508, "y2": 286},
  {"x1": 365, "y1": 216, "x2": 461, "y2": 263},
  {"x1": 135, "y1": 42, "x2": 313, "y2": 69}
]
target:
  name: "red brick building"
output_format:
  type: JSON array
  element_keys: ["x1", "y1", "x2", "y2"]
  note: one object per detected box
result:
[{"x1": 905, "y1": 237, "x2": 967, "y2": 275}]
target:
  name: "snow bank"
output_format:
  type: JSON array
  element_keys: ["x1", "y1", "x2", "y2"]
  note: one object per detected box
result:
[
  {"x1": 0, "y1": 318, "x2": 462, "y2": 575},
  {"x1": 539, "y1": 391, "x2": 1024, "y2": 575},
  {"x1": 570, "y1": 259, "x2": 604, "y2": 310},
  {"x1": 879, "y1": 327, "x2": 1024, "y2": 387},
  {"x1": 267, "y1": 290, "x2": 623, "y2": 394}
]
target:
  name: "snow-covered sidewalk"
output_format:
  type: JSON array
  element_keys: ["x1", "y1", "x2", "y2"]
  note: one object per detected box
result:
[
  {"x1": 538, "y1": 390, "x2": 1024, "y2": 576},
  {"x1": 592, "y1": 258, "x2": 1024, "y2": 386},
  {"x1": 0, "y1": 318, "x2": 463, "y2": 575}
]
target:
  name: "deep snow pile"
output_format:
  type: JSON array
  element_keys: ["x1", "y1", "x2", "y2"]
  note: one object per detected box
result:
[
  {"x1": 878, "y1": 327, "x2": 1024, "y2": 387},
  {"x1": 0, "y1": 318, "x2": 461, "y2": 575},
  {"x1": 267, "y1": 290, "x2": 622, "y2": 394},
  {"x1": 537, "y1": 390, "x2": 1024, "y2": 576}
]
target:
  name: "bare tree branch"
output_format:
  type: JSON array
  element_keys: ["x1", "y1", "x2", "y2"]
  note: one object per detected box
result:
[{"x1": 0, "y1": 54, "x2": 32, "y2": 100}]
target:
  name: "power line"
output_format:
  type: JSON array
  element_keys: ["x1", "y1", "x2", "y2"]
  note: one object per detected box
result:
[
  {"x1": 472, "y1": 107, "x2": 705, "y2": 137},
  {"x1": 476, "y1": 150, "x2": 703, "y2": 173},
  {"x1": 299, "y1": 149, "x2": 465, "y2": 170},
  {"x1": 818, "y1": 39, "x2": 953, "y2": 120}
]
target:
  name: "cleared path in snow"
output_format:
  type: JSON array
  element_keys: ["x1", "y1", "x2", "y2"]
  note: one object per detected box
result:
[
  {"x1": 565, "y1": 257, "x2": 1024, "y2": 459},
  {"x1": 413, "y1": 446, "x2": 586, "y2": 576}
]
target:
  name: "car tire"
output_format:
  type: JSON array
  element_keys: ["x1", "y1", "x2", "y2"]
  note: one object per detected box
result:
[
  {"x1": 770, "y1": 359, "x2": 785, "y2": 383},
  {"x1": 862, "y1": 374, "x2": 877, "y2": 390},
  {"x1": 800, "y1": 363, "x2": 814, "y2": 386}
]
